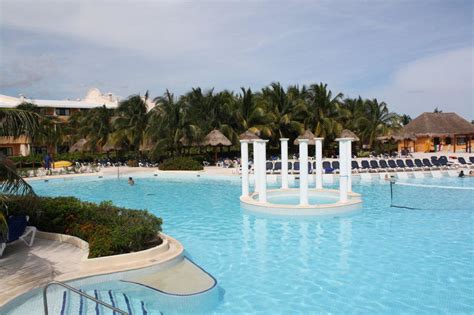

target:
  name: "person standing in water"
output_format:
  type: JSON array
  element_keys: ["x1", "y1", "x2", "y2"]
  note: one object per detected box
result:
[{"x1": 128, "y1": 177, "x2": 135, "y2": 185}]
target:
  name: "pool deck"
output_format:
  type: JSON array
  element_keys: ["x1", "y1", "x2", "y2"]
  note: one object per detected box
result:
[
  {"x1": 0, "y1": 231, "x2": 188, "y2": 307},
  {"x1": 0, "y1": 237, "x2": 86, "y2": 305}
]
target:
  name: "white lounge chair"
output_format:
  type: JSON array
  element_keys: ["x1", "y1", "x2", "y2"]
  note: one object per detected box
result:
[{"x1": 0, "y1": 215, "x2": 37, "y2": 257}]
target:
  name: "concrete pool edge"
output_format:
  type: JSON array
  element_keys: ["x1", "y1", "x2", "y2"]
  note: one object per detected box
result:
[
  {"x1": 0, "y1": 231, "x2": 198, "y2": 307},
  {"x1": 240, "y1": 188, "x2": 363, "y2": 216}
]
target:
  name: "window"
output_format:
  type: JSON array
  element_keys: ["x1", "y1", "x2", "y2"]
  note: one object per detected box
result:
[
  {"x1": 444, "y1": 137, "x2": 451, "y2": 145},
  {"x1": 32, "y1": 146, "x2": 47, "y2": 155},
  {"x1": 457, "y1": 137, "x2": 466, "y2": 145},
  {"x1": 55, "y1": 108, "x2": 70, "y2": 116},
  {"x1": 0, "y1": 147, "x2": 13, "y2": 156}
]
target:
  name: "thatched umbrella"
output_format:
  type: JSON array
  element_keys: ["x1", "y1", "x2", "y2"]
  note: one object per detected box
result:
[
  {"x1": 293, "y1": 129, "x2": 316, "y2": 145},
  {"x1": 339, "y1": 129, "x2": 360, "y2": 141},
  {"x1": 69, "y1": 138, "x2": 88, "y2": 153},
  {"x1": 203, "y1": 129, "x2": 232, "y2": 163},
  {"x1": 239, "y1": 130, "x2": 261, "y2": 141}
]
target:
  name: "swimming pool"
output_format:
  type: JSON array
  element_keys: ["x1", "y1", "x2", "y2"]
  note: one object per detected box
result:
[{"x1": 23, "y1": 175, "x2": 474, "y2": 313}]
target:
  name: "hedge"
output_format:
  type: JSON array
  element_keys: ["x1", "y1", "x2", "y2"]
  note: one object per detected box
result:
[
  {"x1": 159, "y1": 157, "x2": 203, "y2": 171},
  {"x1": 4, "y1": 196, "x2": 162, "y2": 258}
]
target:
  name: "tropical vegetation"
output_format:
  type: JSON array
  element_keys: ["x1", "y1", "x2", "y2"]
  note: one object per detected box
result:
[
  {"x1": 11, "y1": 82, "x2": 410, "y2": 162},
  {"x1": 5, "y1": 196, "x2": 162, "y2": 258}
]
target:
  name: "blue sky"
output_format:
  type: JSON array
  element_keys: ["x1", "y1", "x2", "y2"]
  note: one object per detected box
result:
[{"x1": 0, "y1": 0, "x2": 472, "y2": 119}]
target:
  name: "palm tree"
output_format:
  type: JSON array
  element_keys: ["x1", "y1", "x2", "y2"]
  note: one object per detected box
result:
[
  {"x1": 0, "y1": 108, "x2": 41, "y2": 197},
  {"x1": 113, "y1": 92, "x2": 150, "y2": 155},
  {"x1": 261, "y1": 83, "x2": 305, "y2": 143},
  {"x1": 148, "y1": 90, "x2": 200, "y2": 156},
  {"x1": 304, "y1": 83, "x2": 344, "y2": 140},
  {"x1": 356, "y1": 99, "x2": 396, "y2": 149},
  {"x1": 79, "y1": 105, "x2": 115, "y2": 151},
  {"x1": 233, "y1": 87, "x2": 273, "y2": 139}
]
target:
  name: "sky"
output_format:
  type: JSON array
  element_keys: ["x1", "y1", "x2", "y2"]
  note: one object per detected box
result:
[{"x1": 0, "y1": 0, "x2": 473, "y2": 119}]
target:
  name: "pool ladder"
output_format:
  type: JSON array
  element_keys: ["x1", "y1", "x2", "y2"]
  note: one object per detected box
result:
[{"x1": 43, "y1": 280, "x2": 128, "y2": 315}]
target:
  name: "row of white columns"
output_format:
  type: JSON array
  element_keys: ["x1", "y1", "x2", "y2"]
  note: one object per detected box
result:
[{"x1": 240, "y1": 137, "x2": 353, "y2": 205}]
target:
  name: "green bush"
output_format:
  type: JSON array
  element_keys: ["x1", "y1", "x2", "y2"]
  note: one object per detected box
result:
[
  {"x1": 159, "y1": 157, "x2": 203, "y2": 171},
  {"x1": 5, "y1": 196, "x2": 162, "y2": 258}
]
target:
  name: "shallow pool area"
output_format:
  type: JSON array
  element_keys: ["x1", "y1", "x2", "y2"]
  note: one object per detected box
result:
[{"x1": 16, "y1": 175, "x2": 474, "y2": 313}]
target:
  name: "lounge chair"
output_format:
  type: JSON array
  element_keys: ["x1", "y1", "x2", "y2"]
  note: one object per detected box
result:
[
  {"x1": 414, "y1": 159, "x2": 428, "y2": 169},
  {"x1": 378, "y1": 159, "x2": 391, "y2": 171},
  {"x1": 423, "y1": 158, "x2": 439, "y2": 170},
  {"x1": 273, "y1": 161, "x2": 282, "y2": 174},
  {"x1": 369, "y1": 160, "x2": 380, "y2": 172},
  {"x1": 351, "y1": 161, "x2": 360, "y2": 173},
  {"x1": 331, "y1": 161, "x2": 340, "y2": 173},
  {"x1": 387, "y1": 160, "x2": 400, "y2": 171},
  {"x1": 0, "y1": 215, "x2": 37, "y2": 257},
  {"x1": 361, "y1": 160, "x2": 371, "y2": 172},
  {"x1": 470, "y1": 157, "x2": 474, "y2": 164},
  {"x1": 396, "y1": 159, "x2": 410, "y2": 171},
  {"x1": 293, "y1": 162, "x2": 300, "y2": 174},
  {"x1": 266, "y1": 161, "x2": 274, "y2": 174},
  {"x1": 307, "y1": 162, "x2": 313, "y2": 174},
  {"x1": 322, "y1": 161, "x2": 333, "y2": 174},
  {"x1": 405, "y1": 159, "x2": 418, "y2": 170},
  {"x1": 458, "y1": 157, "x2": 472, "y2": 166}
]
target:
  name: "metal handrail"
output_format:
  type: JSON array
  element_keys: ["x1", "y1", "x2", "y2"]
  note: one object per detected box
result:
[{"x1": 43, "y1": 280, "x2": 128, "y2": 315}]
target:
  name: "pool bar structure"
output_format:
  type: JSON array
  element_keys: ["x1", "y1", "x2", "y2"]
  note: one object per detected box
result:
[{"x1": 239, "y1": 136, "x2": 362, "y2": 216}]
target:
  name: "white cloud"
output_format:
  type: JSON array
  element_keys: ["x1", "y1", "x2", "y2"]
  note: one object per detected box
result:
[{"x1": 366, "y1": 47, "x2": 474, "y2": 120}]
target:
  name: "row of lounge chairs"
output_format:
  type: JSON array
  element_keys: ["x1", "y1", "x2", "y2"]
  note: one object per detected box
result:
[{"x1": 261, "y1": 156, "x2": 470, "y2": 174}]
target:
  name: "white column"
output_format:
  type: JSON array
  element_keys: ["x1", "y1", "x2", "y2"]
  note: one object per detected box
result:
[
  {"x1": 253, "y1": 141, "x2": 259, "y2": 193},
  {"x1": 337, "y1": 138, "x2": 349, "y2": 202},
  {"x1": 314, "y1": 138, "x2": 323, "y2": 190},
  {"x1": 257, "y1": 140, "x2": 268, "y2": 203},
  {"x1": 240, "y1": 140, "x2": 250, "y2": 197},
  {"x1": 281, "y1": 138, "x2": 289, "y2": 189},
  {"x1": 299, "y1": 139, "x2": 309, "y2": 206},
  {"x1": 346, "y1": 140, "x2": 353, "y2": 192}
]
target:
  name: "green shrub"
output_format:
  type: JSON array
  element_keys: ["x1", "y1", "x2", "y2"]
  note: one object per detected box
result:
[
  {"x1": 5, "y1": 196, "x2": 162, "y2": 258},
  {"x1": 159, "y1": 157, "x2": 203, "y2": 171}
]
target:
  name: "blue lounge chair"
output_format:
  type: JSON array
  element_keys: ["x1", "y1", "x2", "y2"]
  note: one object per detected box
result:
[
  {"x1": 369, "y1": 160, "x2": 380, "y2": 172},
  {"x1": 423, "y1": 158, "x2": 438, "y2": 169},
  {"x1": 331, "y1": 161, "x2": 340, "y2": 173},
  {"x1": 378, "y1": 159, "x2": 390, "y2": 171},
  {"x1": 307, "y1": 162, "x2": 313, "y2": 174},
  {"x1": 361, "y1": 160, "x2": 371, "y2": 172},
  {"x1": 414, "y1": 159, "x2": 427, "y2": 169},
  {"x1": 405, "y1": 159, "x2": 419, "y2": 170},
  {"x1": 323, "y1": 161, "x2": 333, "y2": 174},
  {"x1": 293, "y1": 162, "x2": 300, "y2": 174},
  {"x1": 266, "y1": 161, "x2": 274, "y2": 174},
  {"x1": 458, "y1": 157, "x2": 471, "y2": 166},
  {"x1": 273, "y1": 161, "x2": 282, "y2": 173},
  {"x1": 351, "y1": 160, "x2": 360, "y2": 172},
  {"x1": 396, "y1": 159, "x2": 410, "y2": 170},
  {"x1": 387, "y1": 160, "x2": 399, "y2": 171},
  {"x1": 0, "y1": 215, "x2": 37, "y2": 257},
  {"x1": 469, "y1": 157, "x2": 474, "y2": 164}
]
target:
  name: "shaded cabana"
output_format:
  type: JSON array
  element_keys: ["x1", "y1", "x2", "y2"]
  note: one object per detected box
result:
[
  {"x1": 239, "y1": 130, "x2": 261, "y2": 141},
  {"x1": 395, "y1": 112, "x2": 474, "y2": 153},
  {"x1": 339, "y1": 129, "x2": 360, "y2": 141},
  {"x1": 293, "y1": 129, "x2": 316, "y2": 145},
  {"x1": 69, "y1": 138, "x2": 88, "y2": 153},
  {"x1": 203, "y1": 129, "x2": 232, "y2": 163}
]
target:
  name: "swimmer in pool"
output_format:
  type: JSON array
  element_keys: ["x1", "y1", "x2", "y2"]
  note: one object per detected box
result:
[{"x1": 128, "y1": 177, "x2": 135, "y2": 185}]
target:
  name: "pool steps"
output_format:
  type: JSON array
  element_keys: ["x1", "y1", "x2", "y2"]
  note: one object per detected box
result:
[{"x1": 60, "y1": 288, "x2": 160, "y2": 315}]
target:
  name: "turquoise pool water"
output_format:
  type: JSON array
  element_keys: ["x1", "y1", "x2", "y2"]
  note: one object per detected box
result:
[{"x1": 30, "y1": 175, "x2": 474, "y2": 313}]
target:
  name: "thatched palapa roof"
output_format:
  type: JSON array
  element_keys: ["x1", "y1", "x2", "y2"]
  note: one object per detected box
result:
[
  {"x1": 339, "y1": 129, "x2": 360, "y2": 141},
  {"x1": 239, "y1": 130, "x2": 261, "y2": 141},
  {"x1": 398, "y1": 112, "x2": 474, "y2": 137},
  {"x1": 69, "y1": 138, "x2": 88, "y2": 152},
  {"x1": 294, "y1": 129, "x2": 316, "y2": 145},
  {"x1": 203, "y1": 129, "x2": 232, "y2": 146}
]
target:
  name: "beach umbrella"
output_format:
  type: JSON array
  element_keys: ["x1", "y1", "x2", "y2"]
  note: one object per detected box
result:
[
  {"x1": 203, "y1": 129, "x2": 232, "y2": 163},
  {"x1": 69, "y1": 138, "x2": 88, "y2": 153},
  {"x1": 339, "y1": 129, "x2": 360, "y2": 141},
  {"x1": 293, "y1": 129, "x2": 316, "y2": 145},
  {"x1": 239, "y1": 130, "x2": 261, "y2": 141}
]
